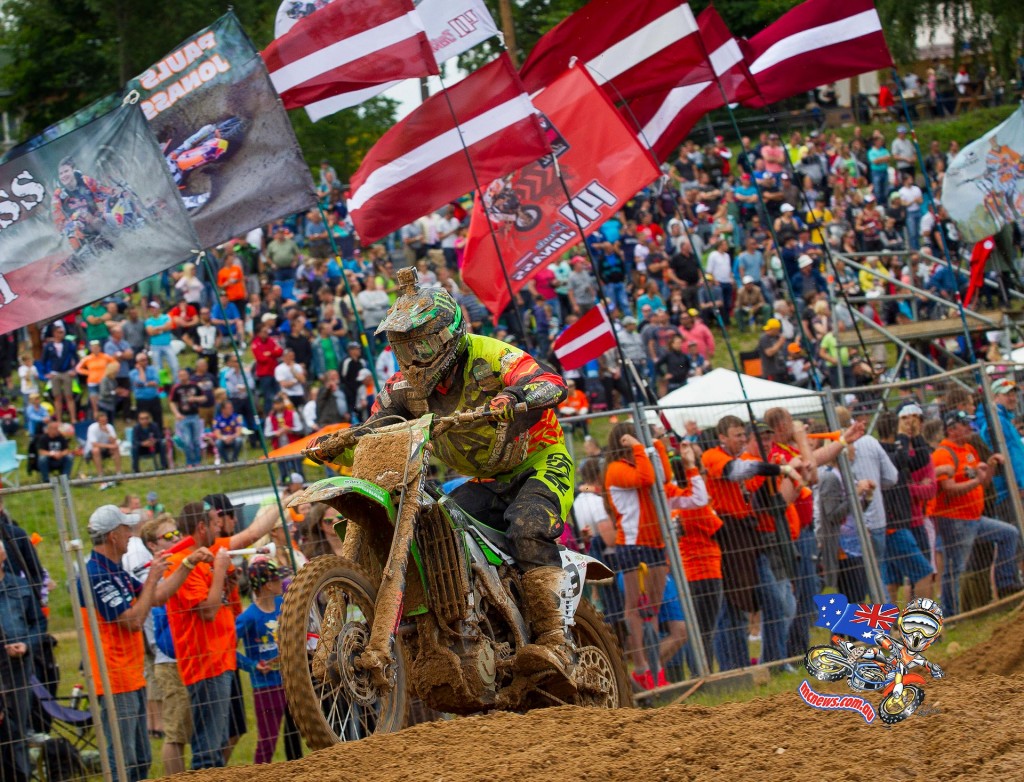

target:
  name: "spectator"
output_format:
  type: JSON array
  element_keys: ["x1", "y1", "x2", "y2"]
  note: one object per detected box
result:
[
  {"x1": 252, "y1": 321, "x2": 283, "y2": 413},
  {"x1": 81, "y1": 505, "x2": 205, "y2": 782},
  {"x1": 266, "y1": 225, "x2": 300, "y2": 301},
  {"x1": 34, "y1": 419, "x2": 73, "y2": 483},
  {"x1": 703, "y1": 416, "x2": 803, "y2": 670},
  {"x1": 275, "y1": 348, "x2": 307, "y2": 407},
  {"x1": 655, "y1": 335, "x2": 691, "y2": 394},
  {"x1": 867, "y1": 135, "x2": 892, "y2": 203},
  {"x1": 145, "y1": 301, "x2": 179, "y2": 381},
  {"x1": 161, "y1": 501, "x2": 277, "y2": 770},
  {"x1": 86, "y1": 410, "x2": 123, "y2": 488},
  {"x1": 221, "y1": 353, "x2": 258, "y2": 439},
  {"x1": 131, "y1": 351, "x2": 163, "y2": 430},
  {"x1": 757, "y1": 318, "x2": 789, "y2": 382},
  {"x1": 0, "y1": 538, "x2": 43, "y2": 782},
  {"x1": 265, "y1": 395, "x2": 304, "y2": 481},
  {"x1": 16, "y1": 352, "x2": 40, "y2": 413},
  {"x1": 977, "y1": 378, "x2": 1024, "y2": 521},
  {"x1": 235, "y1": 558, "x2": 297, "y2": 764},
  {"x1": 190, "y1": 358, "x2": 217, "y2": 429},
  {"x1": 25, "y1": 394, "x2": 49, "y2": 438},
  {"x1": 678, "y1": 308, "x2": 715, "y2": 362},
  {"x1": 131, "y1": 411, "x2": 168, "y2": 472},
  {"x1": 931, "y1": 410, "x2": 1022, "y2": 615},
  {"x1": 169, "y1": 368, "x2": 204, "y2": 468},
  {"x1": 340, "y1": 343, "x2": 368, "y2": 420},
  {"x1": 76, "y1": 340, "x2": 117, "y2": 420},
  {"x1": 315, "y1": 369, "x2": 349, "y2": 426},
  {"x1": 41, "y1": 323, "x2": 76, "y2": 422},
  {"x1": 735, "y1": 276, "x2": 770, "y2": 330},
  {"x1": 213, "y1": 401, "x2": 244, "y2": 464}
]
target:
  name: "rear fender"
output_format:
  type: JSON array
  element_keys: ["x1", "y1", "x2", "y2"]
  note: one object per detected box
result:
[{"x1": 557, "y1": 549, "x2": 614, "y2": 628}]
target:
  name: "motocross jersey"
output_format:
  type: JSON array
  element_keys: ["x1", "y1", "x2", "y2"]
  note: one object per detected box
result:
[
  {"x1": 370, "y1": 334, "x2": 567, "y2": 479},
  {"x1": 52, "y1": 173, "x2": 116, "y2": 231}
]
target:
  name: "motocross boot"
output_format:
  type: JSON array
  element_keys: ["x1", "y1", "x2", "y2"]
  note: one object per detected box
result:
[{"x1": 515, "y1": 566, "x2": 577, "y2": 685}]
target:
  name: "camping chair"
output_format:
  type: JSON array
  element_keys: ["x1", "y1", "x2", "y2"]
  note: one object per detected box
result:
[
  {"x1": 0, "y1": 440, "x2": 27, "y2": 487},
  {"x1": 27, "y1": 676, "x2": 97, "y2": 756}
]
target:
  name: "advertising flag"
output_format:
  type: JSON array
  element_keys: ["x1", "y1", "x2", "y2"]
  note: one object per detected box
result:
[
  {"x1": 519, "y1": 0, "x2": 704, "y2": 102},
  {"x1": 553, "y1": 305, "x2": 616, "y2": 370},
  {"x1": 293, "y1": 0, "x2": 501, "y2": 122},
  {"x1": 740, "y1": 0, "x2": 893, "y2": 107},
  {"x1": 944, "y1": 106, "x2": 1024, "y2": 244},
  {"x1": 348, "y1": 54, "x2": 548, "y2": 245},
  {"x1": 126, "y1": 13, "x2": 317, "y2": 249},
  {"x1": 0, "y1": 103, "x2": 200, "y2": 333},
  {"x1": 461, "y1": 66, "x2": 660, "y2": 315},
  {"x1": 628, "y1": 7, "x2": 756, "y2": 161},
  {"x1": 263, "y1": 0, "x2": 437, "y2": 115}
]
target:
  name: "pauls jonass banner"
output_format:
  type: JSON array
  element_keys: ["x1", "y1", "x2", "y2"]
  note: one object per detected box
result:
[
  {"x1": 0, "y1": 104, "x2": 200, "y2": 332},
  {"x1": 126, "y1": 12, "x2": 317, "y2": 248}
]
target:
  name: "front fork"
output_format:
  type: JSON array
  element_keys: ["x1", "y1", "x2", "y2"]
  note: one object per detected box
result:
[{"x1": 354, "y1": 484, "x2": 418, "y2": 691}]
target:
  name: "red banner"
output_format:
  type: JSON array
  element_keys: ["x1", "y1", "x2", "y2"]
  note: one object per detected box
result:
[{"x1": 462, "y1": 66, "x2": 660, "y2": 315}]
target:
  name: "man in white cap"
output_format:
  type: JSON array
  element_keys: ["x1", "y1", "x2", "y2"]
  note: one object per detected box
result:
[
  {"x1": 734, "y1": 275, "x2": 770, "y2": 330},
  {"x1": 81, "y1": 505, "x2": 212, "y2": 781}
]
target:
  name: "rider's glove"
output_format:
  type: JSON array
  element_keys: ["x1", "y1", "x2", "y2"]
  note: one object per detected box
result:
[
  {"x1": 930, "y1": 663, "x2": 945, "y2": 679},
  {"x1": 488, "y1": 393, "x2": 517, "y2": 422}
]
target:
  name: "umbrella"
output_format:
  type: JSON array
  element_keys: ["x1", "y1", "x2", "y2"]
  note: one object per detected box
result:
[{"x1": 264, "y1": 422, "x2": 350, "y2": 459}]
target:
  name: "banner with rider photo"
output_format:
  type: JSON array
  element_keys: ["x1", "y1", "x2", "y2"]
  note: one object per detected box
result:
[
  {"x1": 125, "y1": 11, "x2": 317, "y2": 248},
  {"x1": 943, "y1": 105, "x2": 1024, "y2": 245},
  {"x1": 461, "y1": 65, "x2": 661, "y2": 316},
  {"x1": 0, "y1": 103, "x2": 200, "y2": 333}
]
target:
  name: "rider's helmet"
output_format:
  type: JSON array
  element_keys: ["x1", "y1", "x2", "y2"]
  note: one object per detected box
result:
[
  {"x1": 376, "y1": 267, "x2": 467, "y2": 399},
  {"x1": 896, "y1": 597, "x2": 944, "y2": 653}
]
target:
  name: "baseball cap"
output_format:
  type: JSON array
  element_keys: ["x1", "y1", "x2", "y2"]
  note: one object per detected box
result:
[
  {"x1": 787, "y1": 342, "x2": 803, "y2": 355},
  {"x1": 686, "y1": 308, "x2": 698, "y2": 317},
  {"x1": 89, "y1": 339, "x2": 101, "y2": 346},
  {"x1": 287, "y1": 472, "x2": 305, "y2": 485},
  {"x1": 148, "y1": 301, "x2": 160, "y2": 309},
  {"x1": 146, "y1": 491, "x2": 159, "y2": 503},
  {"x1": 798, "y1": 254, "x2": 814, "y2": 269},
  {"x1": 992, "y1": 378, "x2": 1018, "y2": 395},
  {"x1": 897, "y1": 125, "x2": 908, "y2": 133},
  {"x1": 742, "y1": 275, "x2": 755, "y2": 284},
  {"x1": 622, "y1": 315, "x2": 638, "y2": 326},
  {"x1": 763, "y1": 318, "x2": 781, "y2": 331},
  {"x1": 714, "y1": 135, "x2": 724, "y2": 142},
  {"x1": 88, "y1": 505, "x2": 140, "y2": 536},
  {"x1": 695, "y1": 204, "x2": 710, "y2": 214},
  {"x1": 747, "y1": 420, "x2": 774, "y2": 436},
  {"x1": 898, "y1": 403, "x2": 924, "y2": 418},
  {"x1": 260, "y1": 313, "x2": 277, "y2": 323},
  {"x1": 865, "y1": 194, "x2": 876, "y2": 203},
  {"x1": 780, "y1": 203, "x2": 795, "y2": 213},
  {"x1": 943, "y1": 409, "x2": 973, "y2": 428},
  {"x1": 248, "y1": 557, "x2": 290, "y2": 591},
  {"x1": 202, "y1": 493, "x2": 244, "y2": 515}
]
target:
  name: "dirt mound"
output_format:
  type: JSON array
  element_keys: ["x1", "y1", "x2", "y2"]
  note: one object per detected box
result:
[
  {"x1": 946, "y1": 601, "x2": 1024, "y2": 679},
  {"x1": 180, "y1": 668, "x2": 1024, "y2": 782}
]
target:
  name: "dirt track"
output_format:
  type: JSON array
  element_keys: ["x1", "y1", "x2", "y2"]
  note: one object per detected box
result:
[{"x1": 180, "y1": 603, "x2": 1024, "y2": 782}]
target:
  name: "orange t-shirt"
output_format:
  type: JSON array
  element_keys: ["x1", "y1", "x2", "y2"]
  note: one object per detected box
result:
[
  {"x1": 80, "y1": 551, "x2": 145, "y2": 695},
  {"x1": 930, "y1": 438, "x2": 984, "y2": 520},
  {"x1": 217, "y1": 265, "x2": 246, "y2": 303},
  {"x1": 703, "y1": 447, "x2": 759, "y2": 518},
  {"x1": 558, "y1": 389, "x2": 589, "y2": 415},
  {"x1": 164, "y1": 538, "x2": 238, "y2": 687},
  {"x1": 606, "y1": 442, "x2": 672, "y2": 548},
  {"x1": 76, "y1": 353, "x2": 115, "y2": 385},
  {"x1": 675, "y1": 503, "x2": 723, "y2": 581}
]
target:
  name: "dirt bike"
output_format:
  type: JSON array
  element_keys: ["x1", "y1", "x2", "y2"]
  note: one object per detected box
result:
[
  {"x1": 804, "y1": 634, "x2": 936, "y2": 724},
  {"x1": 161, "y1": 117, "x2": 245, "y2": 213},
  {"x1": 278, "y1": 409, "x2": 630, "y2": 748},
  {"x1": 56, "y1": 183, "x2": 150, "y2": 275},
  {"x1": 486, "y1": 187, "x2": 543, "y2": 232}
]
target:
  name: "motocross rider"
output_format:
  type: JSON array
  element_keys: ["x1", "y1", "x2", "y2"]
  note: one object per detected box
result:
[
  {"x1": 52, "y1": 157, "x2": 120, "y2": 250},
  {"x1": 310, "y1": 268, "x2": 578, "y2": 684}
]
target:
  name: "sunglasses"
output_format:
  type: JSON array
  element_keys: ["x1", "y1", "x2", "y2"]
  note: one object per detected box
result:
[{"x1": 159, "y1": 530, "x2": 182, "y2": 542}]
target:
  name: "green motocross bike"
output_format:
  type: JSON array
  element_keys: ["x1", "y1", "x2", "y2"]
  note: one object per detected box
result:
[{"x1": 278, "y1": 409, "x2": 630, "y2": 748}]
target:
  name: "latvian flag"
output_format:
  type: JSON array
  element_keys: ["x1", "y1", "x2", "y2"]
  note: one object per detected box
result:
[{"x1": 553, "y1": 305, "x2": 617, "y2": 371}]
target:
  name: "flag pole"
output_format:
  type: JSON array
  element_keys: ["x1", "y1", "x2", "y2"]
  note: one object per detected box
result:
[
  {"x1": 891, "y1": 68, "x2": 977, "y2": 363},
  {"x1": 434, "y1": 69, "x2": 530, "y2": 343}
]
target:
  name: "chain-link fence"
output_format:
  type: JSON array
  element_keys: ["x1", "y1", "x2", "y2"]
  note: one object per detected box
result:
[{"x1": 3, "y1": 368, "x2": 1022, "y2": 779}]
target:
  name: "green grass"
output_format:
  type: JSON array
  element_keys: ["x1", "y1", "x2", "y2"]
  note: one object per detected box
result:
[{"x1": 830, "y1": 105, "x2": 1018, "y2": 150}]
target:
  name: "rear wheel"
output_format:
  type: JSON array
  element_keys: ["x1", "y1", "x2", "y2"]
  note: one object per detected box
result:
[
  {"x1": 804, "y1": 645, "x2": 852, "y2": 682},
  {"x1": 279, "y1": 555, "x2": 408, "y2": 749},
  {"x1": 571, "y1": 600, "x2": 631, "y2": 708}
]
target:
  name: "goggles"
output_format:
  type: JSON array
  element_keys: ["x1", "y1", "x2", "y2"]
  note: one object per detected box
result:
[
  {"x1": 899, "y1": 611, "x2": 940, "y2": 638},
  {"x1": 390, "y1": 330, "x2": 454, "y2": 366}
]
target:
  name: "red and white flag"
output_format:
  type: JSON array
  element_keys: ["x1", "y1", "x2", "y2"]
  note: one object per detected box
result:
[
  {"x1": 262, "y1": 0, "x2": 438, "y2": 116},
  {"x1": 519, "y1": 0, "x2": 704, "y2": 103},
  {"x1": 554, "y1": 306, "x2": 617, "y2": 371},
  {"x1": 740, "y1": 0, "x2": 893, "y2": 107},
  {"x1": 348, "y1": 54, "x2": 549, "y2": 245},
  {"x1": 461, "y1": 65, "x2": 660, "y2": 316},
  {"x1": 628, "y1": 7, "x2": 756, "y2": 161}
]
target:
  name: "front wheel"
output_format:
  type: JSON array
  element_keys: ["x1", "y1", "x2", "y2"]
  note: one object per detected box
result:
[
  {"x1": 571, "y1": 600, "x2": 631, "y2": 708},
  {"x1": 279, "y1": 555, "x2": 408, "y2": 749},
  {"x1": 515, "y1": 205, "x2": 542, "y2": 231},
  {"x1": 879, "y1": 684, "x2": 925, "y2": 724}
]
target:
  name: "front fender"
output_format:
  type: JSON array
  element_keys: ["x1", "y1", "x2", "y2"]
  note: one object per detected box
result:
[{"x1": 287, "y1": 476, "x2": 396, "y2": 521}]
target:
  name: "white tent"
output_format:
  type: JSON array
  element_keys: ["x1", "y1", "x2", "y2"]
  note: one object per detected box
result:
[{"x1": 657, "y1": 368, "x2": 823, "y2": 432}]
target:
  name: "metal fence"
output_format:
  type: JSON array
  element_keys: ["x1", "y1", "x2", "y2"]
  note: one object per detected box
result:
[{"x1": 3, "y1": 366, "x2": 1023, "y2": 778}]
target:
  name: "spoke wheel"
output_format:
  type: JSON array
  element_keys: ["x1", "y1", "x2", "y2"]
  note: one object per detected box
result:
[
  {"x1": 279, "y1": 555, "x2": 408, "y2": 749},
  {"x1": 570, "y1": 600, "x2": 631, "y2": 708},
  {"x1": 879, "y1": 684, "x2": 924, "y2": 724},
  {"x1": 804, "y1": 646, "x2": 853, "y2": 682}
]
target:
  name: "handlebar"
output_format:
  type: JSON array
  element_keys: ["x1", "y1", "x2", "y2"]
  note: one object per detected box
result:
[{"x1": 303, "y1": 402, "x2": 529, "y2": 465}]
